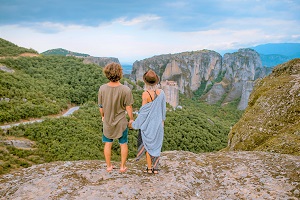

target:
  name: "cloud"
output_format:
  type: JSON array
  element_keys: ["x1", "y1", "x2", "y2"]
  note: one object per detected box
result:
[
  {"x1": 1, "y1": 15, "x2": 299, "y2": 63},
  {"x1": 24, "y1": 22, "x2": 86, "y2": 34},
  {"x1": 113, "y1": 15, "x2": 161, "y2": 26},
  {"x1": 0, "y1": 0, "x2": 299, "y2": 63}
]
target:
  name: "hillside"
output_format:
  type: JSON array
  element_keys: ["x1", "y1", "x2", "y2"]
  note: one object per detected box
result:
[
  {"x1": 0, "y1": 56, "x2": 106, "y2": 123},
  {"x1": 41, "y1": 48, "x2": 89, "y2": 57},
  {"x1": 226, "y1": 59, "x2": 300, "y2": 155},
  {"x1": 0, "y1": 38, "x2": 38, "y2": 57},
  {"x1": 42, "y1": 47, "x2": 120, "y2": 67}
]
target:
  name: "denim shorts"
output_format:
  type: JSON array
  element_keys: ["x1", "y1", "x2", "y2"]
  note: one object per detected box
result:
[{"x1": 102, "y1": 128, "x2": 128, "y2": 144}]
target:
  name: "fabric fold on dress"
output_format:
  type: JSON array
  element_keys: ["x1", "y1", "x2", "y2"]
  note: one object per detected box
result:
[{"x1": 136, "y1": 129, "x2": 160, "y2": 169}]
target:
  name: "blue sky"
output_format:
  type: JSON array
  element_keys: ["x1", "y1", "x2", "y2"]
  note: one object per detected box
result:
[{"x1": 0, "y1": 0, "x2": 299, "y2": 63}]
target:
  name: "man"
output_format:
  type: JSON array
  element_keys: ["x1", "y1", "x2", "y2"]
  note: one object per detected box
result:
[{"x1": 98, "y1": 62, "x2": 134, "y2": 173}]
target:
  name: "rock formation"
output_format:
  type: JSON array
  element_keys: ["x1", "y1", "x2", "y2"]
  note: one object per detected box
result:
[
  {"x1": 131, "y1": 50, "x2": 222, "y2": 93},
  {"x1": 225, "y1": 59, "x2": 300, "y2": 155},
  {"x1": 237, "y1": 81, "x2": 254, "y2": 110},
  {"x1": 0, "y1": 151, "x2": 299, "y2": 199},
  {"x1": 131, "y1": 49, "x2": 272, "y2": 110},
  {"x1": 206, "y1": 48, "x2": 265, "y2": 110},
  {"x1": 83, "y1": 56, "x2": 120, "y2": 67},
  {"x1": 161, "y1": 80, "x2": 179, "y2": 108}
]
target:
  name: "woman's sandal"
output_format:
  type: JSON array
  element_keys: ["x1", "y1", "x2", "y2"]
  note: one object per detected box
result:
[
  {"x1": 143, "y1": 167, "x2": 153, "y2": 174},
  {"x1": 152, "y1": 168, "x2": 159, "y2": 174}
]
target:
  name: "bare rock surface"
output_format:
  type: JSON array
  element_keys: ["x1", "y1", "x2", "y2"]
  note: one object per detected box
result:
[
  {"x1": 1, "y1": 139, "x2": 35, "y2": 149},
  {"x1": 0, "y1": 65, "x2": 15, "y2": 73},
  {"x1": 1, "y1": 151, "x2": 299, "y2": 199}
]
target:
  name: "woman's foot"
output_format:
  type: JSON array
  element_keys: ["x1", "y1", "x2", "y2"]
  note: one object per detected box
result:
[
  {"x1": 143, "y1": 167, "x2": 153, "y2": 174},
  {"x1": 152, "y1": 168, "x2": 159, "y2": 174}
]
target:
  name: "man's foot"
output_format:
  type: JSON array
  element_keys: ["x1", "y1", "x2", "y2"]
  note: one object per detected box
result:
[
  {"x1": 152, "y1": 168, "x2": 159, "y2": 174},
  {"x1": 119, "y1": 167, "x2": 127, "y2": 173},
  {"x1": 106, "y1": 165, "x2": 115, "y2": 172}
]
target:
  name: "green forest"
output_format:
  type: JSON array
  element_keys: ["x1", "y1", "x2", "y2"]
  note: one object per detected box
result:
[
  {"x1": 0, "y1": 38, "x2": 38, "y2": 57},
  {"x1": 0, "y1": 38, "x2": 243, "y2": 174}
]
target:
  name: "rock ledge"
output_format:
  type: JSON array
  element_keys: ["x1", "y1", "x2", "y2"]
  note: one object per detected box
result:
[{"x1": 0, "y1": 151, "x2": 299, "y2": 199}]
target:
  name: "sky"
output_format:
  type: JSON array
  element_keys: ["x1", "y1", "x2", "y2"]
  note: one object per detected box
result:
[{"x1": 0, "y1": 0, "x2": 300, "y2": 64}]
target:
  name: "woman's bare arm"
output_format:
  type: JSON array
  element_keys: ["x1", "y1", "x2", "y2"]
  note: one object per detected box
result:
[{"x1": 142, "y1": 91, "x2": 148, "y2": 106}]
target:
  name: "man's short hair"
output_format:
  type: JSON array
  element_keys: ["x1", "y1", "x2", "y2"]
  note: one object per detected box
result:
[{"x1": 103, "y1": 62, "x2": 123, "y2": 82}]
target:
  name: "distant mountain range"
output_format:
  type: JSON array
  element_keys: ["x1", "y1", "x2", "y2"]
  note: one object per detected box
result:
[
  {"x1": 251, "y1": 43, "x2": 300, "y2": 67},
  {"x1": 251, "y1": 43, "x2": 300, "y2": 58},
  {"x1": 219, "y1": 43, "x2": 300, "y2": 67}
]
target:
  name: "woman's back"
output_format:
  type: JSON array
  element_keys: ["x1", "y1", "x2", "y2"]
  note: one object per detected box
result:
[{"x1": 142, "y1": 89, "x2": 161, "y2": 105}]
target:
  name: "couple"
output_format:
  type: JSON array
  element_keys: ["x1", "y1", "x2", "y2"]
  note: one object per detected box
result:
[{"x1": 98, "y1": 62, "x2": 166, "y2": 174}]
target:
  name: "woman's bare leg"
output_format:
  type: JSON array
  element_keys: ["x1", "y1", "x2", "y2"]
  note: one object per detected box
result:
[{"x1": 146, "y1": 152, "x2": 152, "y2": 172}]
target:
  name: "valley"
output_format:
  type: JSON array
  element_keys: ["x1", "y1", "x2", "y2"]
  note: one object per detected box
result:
[
  {"x1": 0, "y1": 38, "x2": 299, "y2": 180},
  {"x1": 0, "y1": 38, "x2": 242, "y2": 175}
]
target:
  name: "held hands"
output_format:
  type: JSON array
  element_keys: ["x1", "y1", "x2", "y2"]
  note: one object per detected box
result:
[{"x1": 128, "y1": 119, "x2": 134, "y2": 129}]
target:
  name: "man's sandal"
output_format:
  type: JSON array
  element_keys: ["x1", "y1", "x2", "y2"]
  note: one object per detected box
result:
[
  {"x1": 143, "y1": 167, "x2": 153, "y2": 174},
  {"x1": 152, "y1": 169, "x2": 159, "y2": 174}
]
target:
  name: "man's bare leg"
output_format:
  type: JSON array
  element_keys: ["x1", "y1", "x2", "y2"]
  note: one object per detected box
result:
[
  {"x1": 120, "y1": 143, "x2": 128, "y2": 172},
  {"x1": 104, "y1": 142, "x2": 113, "y2": 171}
]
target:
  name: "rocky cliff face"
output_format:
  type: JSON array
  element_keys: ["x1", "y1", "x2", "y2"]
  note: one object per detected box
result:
[
  {"x1": 1, "y1": 151, "x2": 299, "y2": 199},
  {"x1": 132, "y1": 50, "x2": 222, "y2": 94},
  {"x1": 225, "y1": 59, "x2": 300, "y2": 155},
  {"x1": 204, "y1": 48, "x2": 266, "y2": 110},
  {"x1": 83, "y1": 56, "x2": 120, "y2": 67},
  {"x1": 131, "y1": 49, "x2": 270, "y2": 110}
]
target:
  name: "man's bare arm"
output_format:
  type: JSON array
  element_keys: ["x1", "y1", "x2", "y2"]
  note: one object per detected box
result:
[
  {"x1": 99, "y1": 108, "x2": 104, "y2": 121},
  {"x1": 126, "y1": 105, "x2": 134, "y2": 121}
]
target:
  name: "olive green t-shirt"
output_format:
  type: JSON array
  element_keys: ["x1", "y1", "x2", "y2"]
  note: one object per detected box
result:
[{"x1": 98, "y1": 84, "x2": 134, "y2": 139}]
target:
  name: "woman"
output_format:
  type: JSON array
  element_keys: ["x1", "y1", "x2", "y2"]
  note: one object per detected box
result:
[{"x1": 130, "y1": 69, "x2": 166, "y2": 174}]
